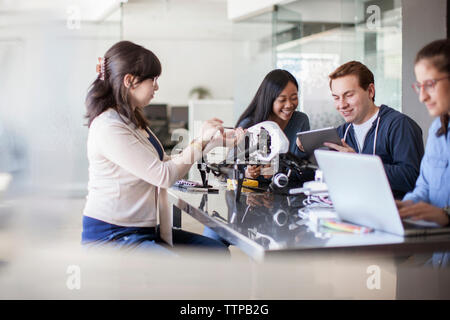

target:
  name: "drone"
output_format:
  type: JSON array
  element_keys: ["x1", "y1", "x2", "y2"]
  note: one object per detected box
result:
[{"x1": 197, "y1": 121, "x2": 316, "y2": 202}]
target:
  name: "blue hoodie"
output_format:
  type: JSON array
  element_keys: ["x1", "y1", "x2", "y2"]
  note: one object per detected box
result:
[{"x1": 336, "y1": 105, "x2": 424, "y2": 199}]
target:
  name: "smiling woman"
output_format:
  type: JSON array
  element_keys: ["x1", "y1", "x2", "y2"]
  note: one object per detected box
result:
[
  {"x1": 235, "y1": 69, "x2": 310, "y2": 163},
  {"x1": 201, "y1": 69, "x2": 310, "y2": 245}
]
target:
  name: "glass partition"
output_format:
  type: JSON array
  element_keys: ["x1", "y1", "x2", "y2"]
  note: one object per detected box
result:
[
  {"x1": 232, "y1": 0, "x2": 402, "y2": 129},
  {"x1": 0, "y1": 2, "x2": 123, "y2": 197},
  {"x1": 274, "y1": 0, "x2": 402, "y2": 129},
  {"x1": 231, "y1": 10, "x2": 274, "y2": 124}
]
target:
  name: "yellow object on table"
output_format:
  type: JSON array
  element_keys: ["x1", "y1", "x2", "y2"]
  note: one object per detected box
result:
[{"x1": 227, "y1": 178, "x2": 258, "y2": 190}]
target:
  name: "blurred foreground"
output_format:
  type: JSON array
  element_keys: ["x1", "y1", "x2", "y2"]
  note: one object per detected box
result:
[{"x1": 0, "y1": 195, "x2": 449, "y2": 299}]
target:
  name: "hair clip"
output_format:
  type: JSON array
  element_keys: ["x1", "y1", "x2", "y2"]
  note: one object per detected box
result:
[{"x1": 96, "y1": 57, "x2": 105, "y2": 80}]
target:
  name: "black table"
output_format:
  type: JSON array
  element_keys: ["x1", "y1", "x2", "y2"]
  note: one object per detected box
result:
[{"x1": 169, "y1": 184, "x2": 450, "y2": 262}]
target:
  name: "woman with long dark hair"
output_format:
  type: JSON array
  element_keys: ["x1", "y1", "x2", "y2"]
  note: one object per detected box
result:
[
  {"x1": 236, "y1": 69, "x2": 310, "y2": 179},
  {"x1": 82, "y1": 41, "x2": 240, "y2": 254},
  {"x1": 203, "y1": 69, "x2": 310, "y2": 244},
  {"x1": 396, "y1": 39, "x2": 450, "y2": 227}
]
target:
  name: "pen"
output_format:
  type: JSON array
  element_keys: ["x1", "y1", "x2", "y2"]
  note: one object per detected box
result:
[
  {"x1": 187, "y1": 187, "x2": 219, "y2": 193},
  {"x1": 320, "y1": 219, "x2": 373, "y2": 234}
]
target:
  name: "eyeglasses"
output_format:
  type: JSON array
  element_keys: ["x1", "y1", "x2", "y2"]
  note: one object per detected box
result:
[
  {"x1": 412, "y1": 76, "x2": 450, "y2": 95},
  {"x1": 152, "y1": 76, "x2": 159, "y2": 86}
]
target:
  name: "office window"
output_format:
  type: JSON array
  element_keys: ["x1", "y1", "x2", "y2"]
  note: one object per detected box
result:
[
  {"x1": 233, "y1": 0, "x2": 403, "y2": 130},
  {"x1": 274, "y1": 0, "x2": 402, "y2": 129}
]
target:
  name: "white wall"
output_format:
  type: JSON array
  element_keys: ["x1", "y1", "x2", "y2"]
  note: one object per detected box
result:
[
  {"x1": 122, "y1": 0, "x2": 234, "y2": 106},
  {"x1": 402, "y1": 0, "x2": 447, "y2": 142},
  {"x1": 228, "y1": 0, "x2": 289, "y2": 20},
  {"x1": 231, "y1": 17, "x2": 274, "y2": 124},
  {"x1": 283, "y1": 0, "x2": 360, "y2": 23},
  {"x1": 0, "y1": 10, "x2": 121, "y2": 195},
  {"x1": 0, "y1": 0, "x2": 236, "y2": 195}
]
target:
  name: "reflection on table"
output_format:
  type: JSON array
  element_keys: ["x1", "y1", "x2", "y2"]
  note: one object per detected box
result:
[{"x1": 169, "y1": 185, "x2": 450, "y2": 261}]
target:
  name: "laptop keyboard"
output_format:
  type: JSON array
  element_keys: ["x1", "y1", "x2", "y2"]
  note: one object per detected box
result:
[{"x1": 402, "y1": 218, "x2": 441, "y2": 228}]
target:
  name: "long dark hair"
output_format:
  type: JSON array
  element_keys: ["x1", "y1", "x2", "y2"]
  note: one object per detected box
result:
[
  {"x1": 235, "y1": 69, "x2": 298, "y2": 128},
  {"x1": 415, "y1": 38, "x2": 450, "y2": 137},
  {"x1": 85, "y1": 41, "x2": 162, "y2": 129}
]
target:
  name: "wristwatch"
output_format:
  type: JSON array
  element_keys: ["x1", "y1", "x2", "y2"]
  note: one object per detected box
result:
[{"x1": 444, "y1": 206, "x2": 450, "y2": 226}]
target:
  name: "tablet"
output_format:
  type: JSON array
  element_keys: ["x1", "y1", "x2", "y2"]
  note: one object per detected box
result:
[{"x1": 296, "y1": 127, "x2": 342, "y2": 155}]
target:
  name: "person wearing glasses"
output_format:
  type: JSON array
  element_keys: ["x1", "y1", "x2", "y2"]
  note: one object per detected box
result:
[
  {"x1": 320, "y1": 61, "x2": 425, "y2": 199},
  {"x1": 82, "y1": 41, "x2": 241, "y2": 255},
  {"x1": 397, "y1": 39, "x2": 450, "y2": 229}
]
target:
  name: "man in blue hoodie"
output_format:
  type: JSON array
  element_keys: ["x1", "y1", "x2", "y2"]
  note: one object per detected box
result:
[{"x1": 323, "y1": 61, "x2": 424, "y2": 199}]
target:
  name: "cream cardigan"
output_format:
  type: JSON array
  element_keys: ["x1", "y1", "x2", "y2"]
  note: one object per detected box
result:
[{"x1": 83, "y1": 108, "x2": 192, "y2": 245}]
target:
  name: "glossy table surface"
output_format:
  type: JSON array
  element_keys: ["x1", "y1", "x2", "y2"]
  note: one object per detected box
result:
[{"x1": 168, "y1": 183, "x2": 450, "y2": 261}]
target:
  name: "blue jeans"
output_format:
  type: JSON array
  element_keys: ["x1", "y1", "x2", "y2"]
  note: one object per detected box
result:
[
  {"x1": 82, "y1": 218, "x2": 229, "y2": 256},
  {"x1": 425, "y1": 252, "x2": 450, "y2": 268}
]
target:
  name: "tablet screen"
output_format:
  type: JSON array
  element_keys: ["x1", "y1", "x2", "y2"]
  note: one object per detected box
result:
[{"x1": 296, "y1": 127, "x2": 342, "y2": 155}]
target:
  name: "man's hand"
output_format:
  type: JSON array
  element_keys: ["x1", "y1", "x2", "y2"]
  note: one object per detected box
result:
[
  {"x1": 324, "y1": 139, "x2": 356, "y2": 153},
  {"x1": 398, "y1": 201, "x2": 449, "y2": 227}
]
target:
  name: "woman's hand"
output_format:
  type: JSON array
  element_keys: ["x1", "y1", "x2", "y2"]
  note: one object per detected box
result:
[
  {"x1": 246, "y1": 193, "x2": 274, "y2": 209},
  {"x1": 395, "y1": 200, "x2": 414, "y2": 209},
  {"x1": 260, "y1": 164, "x2": 273, "y2": 179},
  {"x1": 245, "y1": 164, "x2": 273, "y2": 179},
  {"x1": 245, "y1": 165, "x2": 261, "y2": 179},
  {"x1": 397, "y1": 201, "x2": 449, "y2": 227},
  {"x1": 199, "y1": 118, "x2": 224, "y2": 145},
  {"x1": 227, "y1": 127, "x2": 245, "y2": 147},
  {"x1": 233, "y1": 127, "x2": 246, "y2": 145},
  {"x1": 296, "y1": 137, "x2": 305, "y2": 152},
  {"x1": 203, "y1": 127, "x2": 245, "y2": 153},
  {"x1": 246, "y1": 193, "x2": 262, "y2": 207}
]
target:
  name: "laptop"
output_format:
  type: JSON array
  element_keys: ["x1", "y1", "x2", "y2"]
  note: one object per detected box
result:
[{"x1": 314, "y1": 150, "x2": 450, "y2": 236}]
